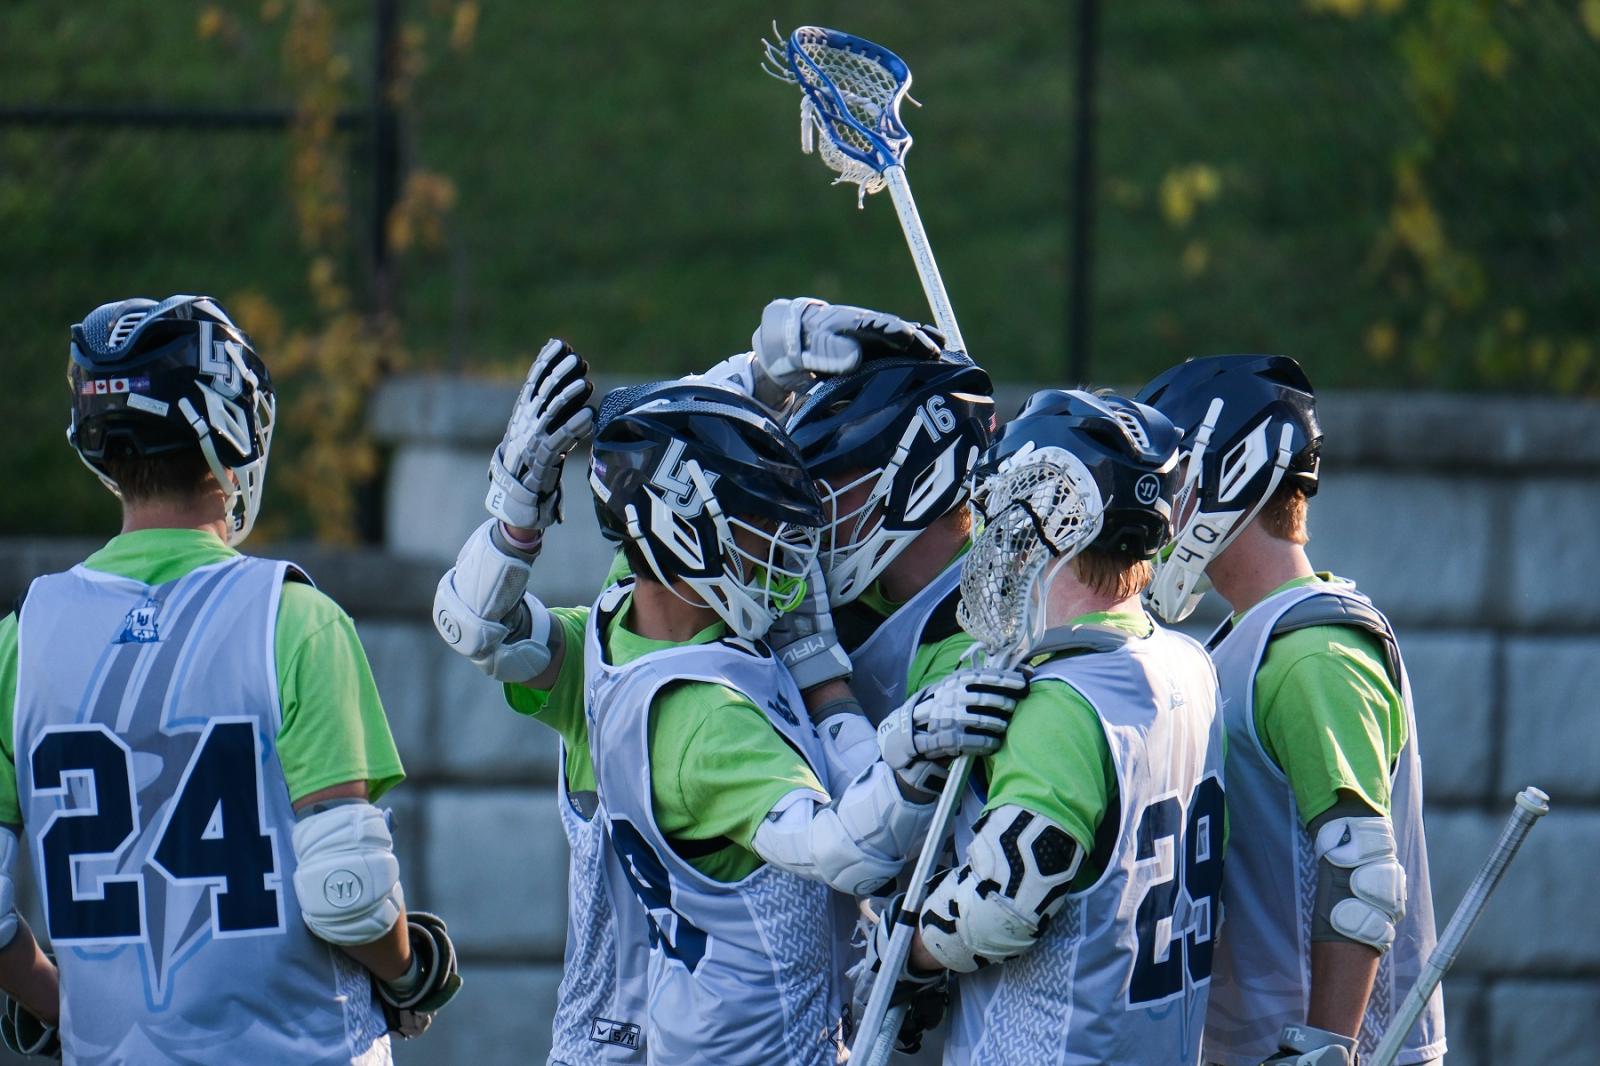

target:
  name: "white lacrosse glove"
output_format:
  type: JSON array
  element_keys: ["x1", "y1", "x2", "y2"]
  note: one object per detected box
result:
[
  {"x1": 877, "y1": 667, "x2": 1029, "y2": 793},
  {"x1": 846, "y1": 891, "x2": 948, "y2": 1055},
  {"x1": 485, "y1": 338, "x2": 595, "y2": 535},
  {"x1": 764, "y1": 557, "x2": 851, "y2": 690},
  {"x1": 1258, "y1": 1024, "x2": 1356, "y2": 1066},
  {"x1": 751, "y1": 297, "x2": 943, "y2": 397}
]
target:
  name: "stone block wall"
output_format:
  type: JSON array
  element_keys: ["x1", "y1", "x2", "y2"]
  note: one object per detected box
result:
[{"x1": 0, "y1": 380, "x2": 1595, "y2": 1064}]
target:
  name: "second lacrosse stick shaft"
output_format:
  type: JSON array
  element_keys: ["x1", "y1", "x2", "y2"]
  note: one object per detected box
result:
[
  {"x1": 1368, "y1": 786, "x2": 1550, "y2": 1066},
  {"x1": 883, "y1": 167, "x2": 967, "y2": 354},
  {"x1": 849, "y1": 752, "x2": 975, "y2": 1063}
]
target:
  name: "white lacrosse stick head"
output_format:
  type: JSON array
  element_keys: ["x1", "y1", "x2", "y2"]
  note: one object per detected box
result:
[
  {"x1": 958, "y1": 443, "x2": 1106, "y2": 663},
  {"x1": 762, "y1": 24, "x2": 918, "y2": 206}
]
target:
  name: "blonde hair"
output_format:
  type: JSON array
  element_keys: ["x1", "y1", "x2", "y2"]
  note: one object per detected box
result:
[
  {"x1": 1070, "y1": 550, "x2": 1153, "y2": 601},
  {"x1": 1258, "y1": 484, "x2": 1309, "y2": 544}
]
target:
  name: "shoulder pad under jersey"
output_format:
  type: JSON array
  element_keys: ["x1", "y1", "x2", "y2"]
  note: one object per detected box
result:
[{"x1": 1272, "y1": 594, "x2": 1401, "y2": 687}]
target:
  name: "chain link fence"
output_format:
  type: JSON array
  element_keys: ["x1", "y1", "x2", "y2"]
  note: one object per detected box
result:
[{"x1": 3, "y1": 0, "x2": 1600, "y2": 536}]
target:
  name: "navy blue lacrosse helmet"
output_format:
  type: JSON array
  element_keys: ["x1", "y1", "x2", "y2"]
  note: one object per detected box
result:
[
  {"x1": 784, "y1": 353, "x2": 995, "y2": 604},
  {"x1": 68, "y1": 295, "x2": 275, "y2": 545},
  {"x1": 1132, "y1": 355, "x2": 1322, "y2": 621},
  {"x1": 589, "y1": 381, "x2": 825, "y2": 639},
  {"x1": 975, "y1": 389, "x2": 1183, "y2": 561}
]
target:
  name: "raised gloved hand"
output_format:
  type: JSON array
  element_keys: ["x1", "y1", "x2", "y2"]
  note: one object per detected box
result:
[
  {"x1": 485, "y1": 339, "x2": 595, "y2": 537},
  {"x1": 0, "y1": 990, "x2": 59, "y2": 1060},
  {"x1": 877, "y1": 666, "x2": 1029, "y2": 793},
  {"x1": 1258, "y1": 1023, "x2": 1356, "y2": 1066},
  {"x1": 846, "y1": 892, "x2": 948, "y2": 1055},
  {"x1": 375, "y1": 911, "x2": 463, "y2": 1039},
  {"x1": 752, "y1": 297, "x2": 943, "y2": 398},
  {"x1": 764, "y1": 557, "x2": 851, "y2": 690}
]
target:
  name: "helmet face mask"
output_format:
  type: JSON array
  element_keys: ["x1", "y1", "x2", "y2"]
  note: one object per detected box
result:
[
  {"x1": 591, "y1": 383, "x2": 825, "y2": 640},
  {"x1": 1135, "y1": 355, "x2": 1321, "y2": 623},
  {"x1": 68, "y1": 295, "x2": 275, "y2": 546},
  {"x1": 786, "y1": 355, "x2": 995, "y2": 606}
]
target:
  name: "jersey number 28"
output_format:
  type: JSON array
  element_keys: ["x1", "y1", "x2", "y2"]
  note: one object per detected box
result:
[
  {"x1": 32, "y1": 720, "x2": 282, "y2": 943},
  {"x1": 1128, "y1": 774, "x2": 1224, "y2": 1007}
]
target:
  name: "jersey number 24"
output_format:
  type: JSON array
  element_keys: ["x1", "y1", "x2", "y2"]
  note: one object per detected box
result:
[{"x1": 32, "y1": 720, "x2": 283, "y2": 943}]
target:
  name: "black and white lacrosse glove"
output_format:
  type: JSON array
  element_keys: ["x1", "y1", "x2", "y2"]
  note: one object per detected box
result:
[
  {"x1": 375, "y1": 911, "x2": 462, "y2": 1040},
  {"x1": 485, "y1": 338, "x2": 595, "y2": 539},
  {"x1": 764, "y1": 557, "x2": 852, "y2": 690},
  {"x1": 877, "y1": 667, "x2": 1029, "y2": 794},
  {"x1": 1258, "y1": 1024, "x2": 1356, "y2": 1066},
  {"x1": 750, "y1": 297, "x2": 943, "y2": 406},
  {"x1": 846, "y1": 891, "x2": 949, "y2": 1055},
  {"x1": 0, "y1": 991, "x2": 59, "y2": 1061}
]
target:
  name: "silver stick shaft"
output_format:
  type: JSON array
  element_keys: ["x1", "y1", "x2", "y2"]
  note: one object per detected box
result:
[
  {"x1": 847, "y1": 753, "x2": 975, "y2": 1062},
  {"x1": 883, "y1": 166, "x2": 967, "y2": 354},
  {"x1": 1368, "y1": 786, "x2": 1550, "y2": 1066}
]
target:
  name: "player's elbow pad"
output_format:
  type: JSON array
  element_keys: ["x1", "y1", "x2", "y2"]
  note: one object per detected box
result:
[
  {"x1": 1313, "y1": 815, "x2": 1406, "y2": 953},
  {"x1": 0, "y1": 827, "x2": 19, "y2": 950},
  {"x1": 917, "y1": 805, "x2": 1082, "y2": 973},
  {"x1": 433, "y1": 519, "x2": 555, "y2": 683},
  {"x1": 292, "y1": 803, "x2": 405, "y2": 947},
  {"x1": 752, "y1": 762, "x2": 933, "y2": 896}
]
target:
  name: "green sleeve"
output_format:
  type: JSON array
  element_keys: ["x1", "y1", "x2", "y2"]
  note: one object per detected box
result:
[
  {"x1": 906, "y1": 629, "x2": 980, "y2": 694},
  {"x1": 274, "y1": 583, "x2": 406, "y2": 804},
  {"x1": 0, "y1": 614, "x2": 18, "y2": 826},
  {"x1": 982, "y1": 679, "x2": 1115, "y2": 869},
  {"x1": 649, "y1": 681, "x2": 827, "y2": 882},
  {"x1": 1253, "y1": 624, "x2": 1407, "y2": 825},
  {"x1": 502, "y1": 606, "x2": 594, "y2": 792}
]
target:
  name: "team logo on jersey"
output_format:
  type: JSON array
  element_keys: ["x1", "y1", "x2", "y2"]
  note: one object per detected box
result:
[
  {"x1": 649, "y1": 439, "x2": 718, "y2": 518},
  {"x1": 767, "y1": 692, "x2": 798, "y2": 727},
  {"x1": 115, "y1": 599, "x2": 162, "y2": 644},
  {"x1": 590, "y1": 1017, "x2": 643, "y2": 1049}
]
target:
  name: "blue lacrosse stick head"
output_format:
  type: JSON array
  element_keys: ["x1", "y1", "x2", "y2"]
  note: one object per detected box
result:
[{"x1": 778, "y1": 26, "x2": 915, "y2": 175}]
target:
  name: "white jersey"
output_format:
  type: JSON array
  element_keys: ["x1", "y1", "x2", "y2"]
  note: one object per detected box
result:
[
  {"x1": 583, "y1": 583, "x2": 843, "y2": 1066},
  {"x1": 13, "y1": 557, "x2": 389, "y2": 1066},
  {"x1": 947, "y1": 622, "x2": 1225, "y2": 1066},
  {"x1": 548, "y1": 746, "x2": 650, "y2": 1064},
  {"x1": 847, "y1": 560, "x2": 963, "y2": 725},
  {"x1": 1202, "y1": 580, "x2": 1445, "y2": 1065}
]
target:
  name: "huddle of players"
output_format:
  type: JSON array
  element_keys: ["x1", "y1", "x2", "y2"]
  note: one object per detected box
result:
[
  {"x1": 433, "y1": 297, "x2": 1447, "y2": 1066},
  {"x1": 0, "y1": 290, "x2": 1444, "y2": 1066}
]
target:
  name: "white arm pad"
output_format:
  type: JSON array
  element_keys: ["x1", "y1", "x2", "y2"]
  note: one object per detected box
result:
[
  {"x1": 752, "y1": 761, "x2": 934, "y2": 897},
  {"x1": 0, "y1": 828, "x2": 18, "y2": 950},
  {"x1": 1314, "y1": 815, "x2": 1406, "y2": 953},
  {"x1": 292, "y1": 803, "x2": 405, "y2": 946},
  {"x1": 917, "y1": 805, "x2": 1083, "y2": 972},
  {"x1": 433, "y1": 520, "x2": 555, "y2": 683},
  {"x1": 812, "y1": 710, "x2": 882, "y2": 794}
]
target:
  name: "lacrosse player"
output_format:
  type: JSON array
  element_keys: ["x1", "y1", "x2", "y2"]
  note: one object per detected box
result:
[
  {"x1": 0, "y1": 296, "x2": 458, "y2": 1064},
  {"x1": 1136, "y1": 355, "x2": 1444, "y2": 1066},
  {"x1": 433, "y1": 371, "x2": 1020, "y2": 1066},
  {"x1": 715, "y1": 300, "x2": 1025, "y2": 1058},
  {"x1": 857, "y1": 389, "x2": 1226, "y2": 1066}
]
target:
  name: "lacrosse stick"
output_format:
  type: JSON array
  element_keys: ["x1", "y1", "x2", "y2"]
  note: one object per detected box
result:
[
  {"x1": 1367, "y1": 786, "x2": 1550, "y2": 1066},
  {"x1": 763, "y1": 25, "x2": 967, "y2": 355},
  {"x1": 848, "y1": 448, "x2": 1102, "y2": 1065}
]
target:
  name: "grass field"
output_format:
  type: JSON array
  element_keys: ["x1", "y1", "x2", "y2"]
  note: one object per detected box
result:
[{"x1": 3, "y1": 0, "x2": 1597, "y2": 535}]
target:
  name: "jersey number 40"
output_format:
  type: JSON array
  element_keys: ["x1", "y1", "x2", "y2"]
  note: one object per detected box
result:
[
  {"x1": 31, "y1": 720, "x2": 283, "y2": 944},
  {"x1": 1128, "y1": 774, "x2": 1225, "y2": 1008}
]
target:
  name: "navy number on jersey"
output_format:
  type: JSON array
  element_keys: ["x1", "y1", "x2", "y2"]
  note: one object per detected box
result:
[
  {"x1": 32, "y1": 720, "x2": 284, "y2": 944},
  {"x1": 609, "y1": 818, "x2": 708, "y2": 972},
  {"x1": 1128, "y1": 774, "x2": 1225, "y2": 1007}
]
